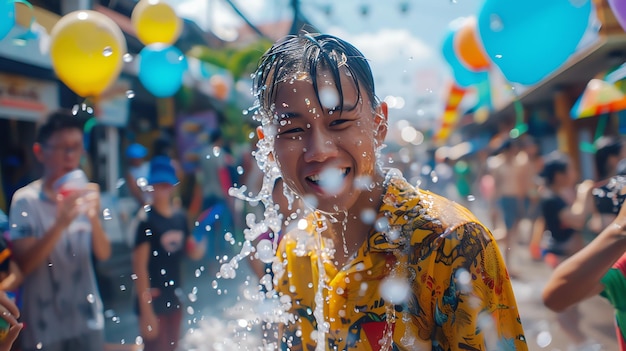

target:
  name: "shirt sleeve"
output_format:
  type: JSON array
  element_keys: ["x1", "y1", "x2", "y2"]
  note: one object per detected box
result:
[
  {"x1": 424, "y1": 221, "x2": 527, "y2": 350},
  {"x1": 600, "y1": 254, "x2": 626, "y2": 307},
  {"x1": 8, "y1": 194, "x2": 36, "y2": 241}
]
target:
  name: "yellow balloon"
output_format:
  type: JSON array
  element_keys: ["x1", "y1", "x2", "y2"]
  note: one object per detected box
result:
[
  {"x1": 50, "y1": 10, "x2": 126, "y2": 98},
  {"x1": 132, "y1": 0, "x2": 182, "y2": 45}
]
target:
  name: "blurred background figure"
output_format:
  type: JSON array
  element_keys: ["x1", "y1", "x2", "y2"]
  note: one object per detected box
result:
[
  {"x1": 132, "y1": 155, "x2": 205, "y2": 351},
  {"x1": 190, "y1": 129, "x2": 236, "y2": 262},
  {"x1": 489, "y1": 138, "x2": 530, "y2": 274},
  {"x1": 124, "y1": 143, "x2": 150, "y2": 207},
  {"x1": 537, "y1": 152, "x2": 600, "y2": 350},
  {"x1": 8, "y1": 110, "x2": 111, "y2": 351}
]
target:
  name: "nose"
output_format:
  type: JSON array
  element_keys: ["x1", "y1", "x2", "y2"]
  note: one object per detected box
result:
[{"x1": 303, "y1": 128, "x2": 338, "y2": 163}]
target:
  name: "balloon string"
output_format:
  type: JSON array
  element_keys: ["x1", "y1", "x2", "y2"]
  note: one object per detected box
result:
[
  {"x1": 80, "y1": 97, "x2": 98, "y2": 151},
  {"x1": 509, "y1": 85, "x2": 528, "y2": 138}
]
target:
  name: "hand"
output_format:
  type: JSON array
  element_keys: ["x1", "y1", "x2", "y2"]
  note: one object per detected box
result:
[
  {"x1": 82, "y1": 183, "x2": 101, "y2": 222},
  {"x1": 55, "y1": 191, "x2": 84, "y2": 228},
  {"x1": 0, "y1": 292, "x2": 22, "y2": 351},
  {"x1": 612, "y1": 197, "x2": 626, "y2": 233},
  {"x1": 139, "y1": 310, "x2": 159, "y2": 340}
]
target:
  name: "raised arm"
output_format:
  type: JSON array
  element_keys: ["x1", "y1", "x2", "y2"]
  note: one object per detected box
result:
[{"x1": 542, "y1": 200, "x2": 626, "y2": 312}]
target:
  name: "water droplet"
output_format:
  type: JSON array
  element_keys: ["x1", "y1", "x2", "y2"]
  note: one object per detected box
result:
[
  {"x1": 103, "y1": 208, "x2": 112, "y2": 220},
  {"x1": 237, "y1": 166, "x2": 244, "y2": 175},
  {"x1": 123, "y1": 53, "x2": 133, "y2": 62},
  {"x1": 360, "y1": 208, "x2": 377, "y2": 224},
  {"x1": 126, "y1": 90, "x2": 135, "y2": 99},
  {"x1": 379, "y1": 277, "x2": 410, "y2": 304},
  {"x1": 490, "y1": 14, "x2": 504, "y2": 32},
  {"x1": 318, "y1": 167, "x2": 345, "y2": 195},
  {"x1": 536, "y1": 331, "x2": 552, "y2": 348},
  {"x1": 319, "y1": 87, "x2": 339, "y2": 109},
  {"x1": 86, "y1": 294, "x2": 95, "y2": 303},
  {"x1": 103, "y1": 46, "x2": 113, "y2": 57},
  {"x1": 145, "y1": 229, "x2": 152, "y2": 236},
  {"x1": 119, "y1": 285, "x2": 126, "y2": 291},
  {"x1": 21, "y1": 211, "x2": 28, "y2": 217},
  {"x1": 72, "y1": 104, "x2": 80, "y2": 115}
]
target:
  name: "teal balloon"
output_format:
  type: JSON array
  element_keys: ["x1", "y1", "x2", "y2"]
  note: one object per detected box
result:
[
  {"x1": 477, "y1": 0, "x2": 592, "y2": 85},
  {"x1": 442, "y1": 28, "x2": 488, "y2": 87},
  {"x1": 138, "y1": 44, "x2": 188, "y2": 98},
  {"x1": 0, "y1": 1, "x2": 16, "y2": 41}
]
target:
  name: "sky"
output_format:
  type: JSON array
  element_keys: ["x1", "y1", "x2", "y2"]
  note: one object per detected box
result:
[{"x1": 165, "y1": 0, "x2": 483, "y2": 127}]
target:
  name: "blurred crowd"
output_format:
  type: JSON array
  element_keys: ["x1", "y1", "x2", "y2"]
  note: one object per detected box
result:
[{"x1": 0, "y1": 106, "x2": 626, "y2": 351}]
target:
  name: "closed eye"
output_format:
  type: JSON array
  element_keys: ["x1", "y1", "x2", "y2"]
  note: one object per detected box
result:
[
  {"x1": 278, "y1": 127, "x2": 305, "y2": 135},
  {"x1": 329, "y1": 119, "x2": 351, "y2": 127}
]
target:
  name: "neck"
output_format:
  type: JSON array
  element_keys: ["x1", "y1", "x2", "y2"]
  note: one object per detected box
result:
[
  {"x1": 326, "y1": 175, "x2": 386, "y2": 266},
  {"x1": 152, "y1": 198, "x2": 173, "y2": 216}
]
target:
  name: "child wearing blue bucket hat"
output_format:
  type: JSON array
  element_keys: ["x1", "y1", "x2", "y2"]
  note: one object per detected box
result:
[{"x1": 132, "y1": 155, "x2": 205, "y2": 351}]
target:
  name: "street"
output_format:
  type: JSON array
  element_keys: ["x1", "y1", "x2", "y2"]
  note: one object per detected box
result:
[{"x1": 99, "y1": 201, "x2": 619, "y2": 351}]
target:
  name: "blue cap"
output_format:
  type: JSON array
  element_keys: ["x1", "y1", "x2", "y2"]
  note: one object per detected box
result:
[
  {"x1": 126, "y1": 143, "x2": 148, "y2": 159},
  {"x1": 148, "y1": 156, "x2": 178, "y2": 185}
]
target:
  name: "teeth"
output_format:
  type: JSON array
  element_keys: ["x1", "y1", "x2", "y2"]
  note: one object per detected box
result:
[{"x1": 307, "y1": 168, "x2": 348, "y2": 183}]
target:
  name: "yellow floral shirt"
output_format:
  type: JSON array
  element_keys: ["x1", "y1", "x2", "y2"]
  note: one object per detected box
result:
[{"x1": 274, "y1": 173, "x2": 527, "y2": 350}]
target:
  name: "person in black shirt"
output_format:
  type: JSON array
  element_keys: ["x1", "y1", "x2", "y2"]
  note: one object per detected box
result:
[
  {"x1": 538, "y1": 153, "x2": 599, "y2": 349},
  {"x1": 132, "y1": 156, "x2": 205, "y2": 351}
]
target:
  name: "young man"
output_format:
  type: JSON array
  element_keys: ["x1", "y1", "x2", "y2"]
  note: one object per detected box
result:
[
  {"x1": 247, "y1": 33, "x2": 527, "y2": 350},
  {"x1": 8, "y1": 110, "x2": 111, "y2": 351},
  {"x1": 132, "y1": 155, "x2": 205, "y2": 351}
]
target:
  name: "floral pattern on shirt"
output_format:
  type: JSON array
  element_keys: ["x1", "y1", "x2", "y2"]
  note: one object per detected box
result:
[{"x1": 274, "y1": 173, "x2": 527, "y2": 351}]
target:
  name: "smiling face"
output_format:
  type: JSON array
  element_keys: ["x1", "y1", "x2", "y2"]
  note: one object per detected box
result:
[{"x1": 271, "y1": 71, "x2": 387, "y2": 214}]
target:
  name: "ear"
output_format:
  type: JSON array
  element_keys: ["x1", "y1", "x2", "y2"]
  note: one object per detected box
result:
[
  {"x1": 375, "y1": 101, "x2": 389, "y2": 142},
  {"x1": 33, "y1": 143, "x2": 44, "y2": 163}
]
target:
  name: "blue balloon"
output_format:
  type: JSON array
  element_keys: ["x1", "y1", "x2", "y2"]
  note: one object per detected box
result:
[
  {"x1": 0, "y1": 1, "x2": 16, "y2": 41},
  {"x1": 138, "y1": 44, "x2": 188, "y2": 98},
  {"x1": 442, "y1": 27, "x2": 488, "y2": 87},
  {"x1": 477, "y1": 0, "x2": 592, "y2": 86}
]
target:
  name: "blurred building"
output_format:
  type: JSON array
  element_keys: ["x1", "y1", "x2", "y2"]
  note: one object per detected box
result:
[{"x1": 483, "y1": 0, "x2": 626, "y2": 181}]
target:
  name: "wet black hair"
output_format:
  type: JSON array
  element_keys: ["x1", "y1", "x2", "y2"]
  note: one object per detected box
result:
[
  {"x1": 253, "y1": 32, "x2": 379, "y2": 118},
  {"x1": 35, "y1": 109, "x2": 86, "y2": 145},
  {"x1": 540, "y1": 152, "x2": 569, "y2": 186},
  {"x1": 594, "y1": 136, "x2": 623, "y2": 180}
]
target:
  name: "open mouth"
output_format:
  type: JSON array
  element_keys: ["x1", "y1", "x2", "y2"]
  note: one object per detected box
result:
[{"x1": 306, "y1": 167, "x2": 351, "y2": 193}]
